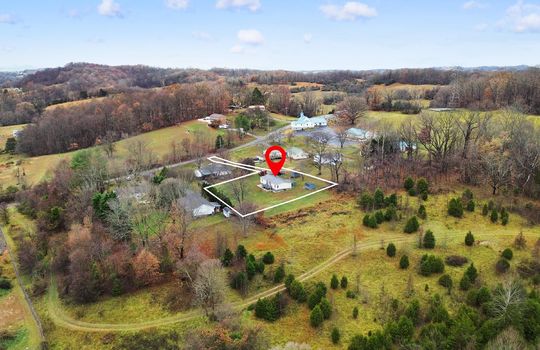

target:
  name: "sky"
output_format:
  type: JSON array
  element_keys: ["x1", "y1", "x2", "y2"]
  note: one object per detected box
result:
[{"x1": 0, "y1": 0, "x2": 539, "y2": 71}]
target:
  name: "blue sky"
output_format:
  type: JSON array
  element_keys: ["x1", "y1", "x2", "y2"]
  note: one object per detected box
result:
[{"x1": 0, "y1": 0, "x2": 539, "y2": 71}]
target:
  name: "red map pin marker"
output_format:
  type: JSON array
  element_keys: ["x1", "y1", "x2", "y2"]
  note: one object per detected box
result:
[{"x1": 265, "y1": 145, "x2": 287, "y2": 176}]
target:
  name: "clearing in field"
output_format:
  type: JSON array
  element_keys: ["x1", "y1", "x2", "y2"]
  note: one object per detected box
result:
[{"x1": 204, "y1": 156, "x2": 337, "y2": 217}]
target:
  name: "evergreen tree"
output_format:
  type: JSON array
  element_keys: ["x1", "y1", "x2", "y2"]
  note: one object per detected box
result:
[
  {"x1": 331, "y1": 327, "x2": 341, "y2": 344},
  {"x1": 215, "y1": 134, "x2": 225, "y2": 149},
  {"x1": 465, "y1": 263, "x2": 478, "y2": 283},
  {"x1": 438, "y1": 274, "x2": 453, "y2": 291},
  {"x1": 404, "y1": 177, "x2": 414, "y2": 191},
  {"x1": 459, "y1": 274, "x2": 472, "y2": 291},
  {"x1": 319, "y1": 297, "x2": 332, "y2": 319},
  {"x1": 482, "y1": 204, "x2": 489, "y2": 216},
  {"x1": 236, "y1": 245, "x2": 247, "y2": 259},
  {"x1": 246, "y1": 259, "x2": 257, "y2": 279},
  {"x1": 263, "y1": 251, "x2": 275, "y2": 264},
  {"x1": 221, "y1": 248, "x2": 234, "y2": 267},
  {"x1": 501, "y1": 248, "x2": 513, "y2": 260},
  {"x1": 330, "y1": 274, "x2": 339, "y2": 289},
  {"x1": 310, "y1": 305, "x2": 324, "y2": 327},
  {"x1": 4, "y1": 137, "x2": 16, "y2": 153},
  {"x1": 423, "y1": 230, "x2": 436, "y2": 249},
  {"x1": 352, "y1": 306, "x2": 359, "y2": 319},
  {"x1": 466, "y1": 200, "x2": 475, "y2": 212},
  {"x1": 274, "y1": 265, "x2": 285, "y2": 283},
  {"x1": 464, "y1": 231, "x2": 475, "y2": 246},
  {"x1": 400, "y1": 255, "x2": 410, "y2": 269},
  {"x1": 387, "y1": 243, "x2": 396, "y2": 257},
  {"x1": 448, "y1": 198, "x2": 464, "y2": 218},
  {"x1": 374, "y1": 188, "x2": 385, "y2": 209},
  {"x1": 418, "y1": 204, "x2": 427, "y2": 219},
  {"x1": 251, "y1": 87, "x2": 265, "y2": 105},
  {"x1": 490, "y1": 209, "x2": 499, "y2": 223},
  {"x1": 358, "y1": 193, "x2": 374, "y2": 211},
  {"x1": 416, "y1": 178, "x2": 429, "y2": 197},
  {"x1": 341, "y1": 276, "x2": 348, "y2": 289},
  {"x1": 404, "y1": 216, "x2": 420, "y2": 233}
]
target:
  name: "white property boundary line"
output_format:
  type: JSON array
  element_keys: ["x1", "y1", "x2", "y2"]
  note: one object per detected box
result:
[{"x1": 203, "y1": 156, "x2": 338, "y2": 217}]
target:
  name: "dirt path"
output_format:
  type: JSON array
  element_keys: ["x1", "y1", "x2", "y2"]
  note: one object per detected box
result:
[{"x1": 46, "y1": 236, "x2": 413, "y2": 332}]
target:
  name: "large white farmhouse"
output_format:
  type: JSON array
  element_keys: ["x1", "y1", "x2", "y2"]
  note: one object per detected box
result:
[{"x1": 291, "y1": 112, "x2": 330, "y2": 130}]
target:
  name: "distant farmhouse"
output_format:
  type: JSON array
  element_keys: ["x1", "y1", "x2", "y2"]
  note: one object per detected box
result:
[
  {"x1": 259, "y1": 174, "x2": 293, "y2": 192},
  {"x1": 291, "y1": 112, "x2": 331, "y2": 131},
  {"x1": 179, "y1": 190, "x2": 221, "y2": 218},
  {"x1": 12, "y1": 130, "x2": 21, "y2": 138},
  {"x1": 287, "y1": 147, "x2": 309, "y2": 160},
  {"x1": 194, "y1": 163, "x2": 232, "y2": 179},
  {"x1": 198, "y1": 113, "x2": 229, "y2": 128},
  {"x1": 346, "y1": 127, "x2": 375, "y2": 141},
  {"x1": 314, "y1": 153, "x2": 342, "y2": 165}
]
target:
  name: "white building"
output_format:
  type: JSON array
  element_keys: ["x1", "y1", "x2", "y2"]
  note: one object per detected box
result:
[
  {"x1": 287, "y1": 147, "x2": 309, "y2": 160},
  {"x1": 259, "y1": 174, "x2": 293, "y2": 191},
  {"x1": 314, "y1": 153, "x2": 342, "y2": 165},
  {"x1": 346, "y1": 127, "x2": 375, "y2": 141},
  {"x1": 291, "y1": 112, "x2": 330, "y2": 130}
]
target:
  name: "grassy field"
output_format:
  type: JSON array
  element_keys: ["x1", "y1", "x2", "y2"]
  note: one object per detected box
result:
[
  {"x1": 0, "y1": 124, "x2": 27, "y2": 148},
  {"x1": 0, "y1": 120, "x2": 251, "y2": 187}
]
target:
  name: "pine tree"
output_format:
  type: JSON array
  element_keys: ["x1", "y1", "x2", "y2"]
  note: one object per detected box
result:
[
  {"x1": 490, "y1": 209, "x2": 498, "y2": 223},
  {"x1": 341, "y1": 276, "x2": 348, "y2": 289},
  {"x1": 319, "y1": 298, "x2": 332, "y2": 319},
  {"x1": 404, "y1": 216, "x2": 420, "y2": 233},
  {"x1": 330, "y1": 274, "x2": 339, "y2": 289},
  {"x1": 400, "y1": 255, "x2": 410, "y2": 269},
  {"x1": 221, "y1": 248, "x2": 234, "y2": 266},
  {"x1": 386, "y1": 243, "x2": 396, "y2": 257},
  {"x1": 404, "y1": 177, "x2": 414, "y2": 191},
  {"x1": 418, "y1": 204, "x2": 427, "y2": 219},
  {"x1": 331, "y1": 327, "x2": 341, "y2": 344},
  {"x1": 423, "y1": 230, "x2": 436, "y2": 249},
  {"x1": 465, "y1": 263, "x2": 478, "y2": 283},
  {"x1": 465, "y1": 231, "x2": 475, "y2": 246},
  {"x1": 373, "y1": 188, "x2": 385, "y2": 209},
  {"x1": 310, "y1": 305, "x2": 324, "y2": 327},
  {"x1": 352, "y1": 306, "x2": 359, "y2": 319}
]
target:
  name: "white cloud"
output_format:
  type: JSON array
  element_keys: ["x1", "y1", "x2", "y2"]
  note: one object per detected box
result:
[
  {"x1": 230, "y1": 45, "x2": 246, "y2": 54},
  {"x1": 462, "y1": 1, "x2": 487, "y2": 10},
  {"x1": 501, "y1": 1, "x2": 540, "y2": 32},
  {"x1": 303, "y1": 33, "x2": 313, "y2": 44},
  {"x1": 216, "y1": 0, "x2": 261, "y2": 12},
  {"x1": 237, "y1": 29, "x2": 264, "y2": 45},
  {"x1": 165, "y1": 0, "x2": 189, "y2": 10},
  {"x1": 0, "y1": 14, "x2": 17, "y2": 24},
  {"x1": 192, "y1": 31, "x2": 213, "y2": 41},
  {"x1": 98, "y1": 0, "x2": 122, "y2": 17},
  {"x1": 320, "y1": 2, "x2": 377, "y2": 21}
]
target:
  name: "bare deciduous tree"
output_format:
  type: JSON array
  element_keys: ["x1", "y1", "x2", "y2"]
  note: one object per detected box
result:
[
  {"x1": 193, "y1": 259, "x2": 227, "y2": 316},
  {"x1": 336, "y1": 95, "x2": 368, "y2": 126},
  {"x1": 307, "y1": 131, "x2": 331, "y2": 175}
]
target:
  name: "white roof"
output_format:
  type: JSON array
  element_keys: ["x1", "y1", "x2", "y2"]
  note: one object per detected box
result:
[{"x1": 260, "y1": 174, "x2": 292, "y2": 185}]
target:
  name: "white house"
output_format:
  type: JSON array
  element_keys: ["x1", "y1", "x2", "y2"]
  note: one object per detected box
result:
[
  {"x1": 287, "y1": 147, "x2": 309, "y2": 160},
  {"x1": 314, "y1": 153, "x2": 342, "y2": 165},
  {"x1": 291, "y1": 112, "x2": 330, "y2": 130},
  {"x1": 346, "y1": 127, "x2": 375, "y2": 141},
  {"x1": 198, "y1": 113, "x2": 227, "y2": 125},
  {"x1": 259, "y1": 174, "x2": 293, "y2": 191},
  {"x1": 179, "y1": 190, "x2": 221, "y2": 218}
]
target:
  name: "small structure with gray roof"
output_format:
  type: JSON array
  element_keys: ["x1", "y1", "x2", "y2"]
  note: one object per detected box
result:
[
  {"x1": 178, "y1": 190, "x2": 221, "y2": 217},
  {"x1": 194, "y1": 163, "x2": 232, "y2": 178}
]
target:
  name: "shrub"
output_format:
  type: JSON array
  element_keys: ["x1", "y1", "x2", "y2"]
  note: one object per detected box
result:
[
  {"x1": 330, "y1": 274, "x2": 339, "y2": 289},
  {"x1": 416, "y1": 178, "x2": 429, "y2": 196},
  {"x1": 263, "y1": 252, "x2": 275, "y2": 264},
  {"x1": 438, "y1": 274, "x2": 453, "y2": 290},
  {"x1": 236, "y1": 245, "x2": 247, "y2": 259},
  {"x1": 445, "y1": 255, "x2": 468, "y2": 267},
  {"x1": 404, "y1": 177, "x2": 414, "y2": 191},
  {"x1": 319, "y1": 298, "x2": 332, "y2": 319},
  {"x1": 466, "y1": 200, "x2": 475, "y2": 212},
  {"x1": 465, "y1": 263, "x2": 478, "y2": 283},
  {"x1": 385, "y1": 193, "x2": 398, "y2": 208},
  {"x1": 399, "y1": 255, "x2": 410, "y2": 269},
  {"x1": 408, "y1": 187, "x2": 417, "y2": 196},
  {"x1": 0, "y1": 277, "x2": 12, "y2": 290},
  {"x1": 352, "y1": 306, "x2": 359, "y2": 319},
  {"x1": 465, "y1": 231, "x2": 475, "y2": 246},
  {"x1": 331, "y1": 327, "x2": 340, "y2": 344},
  {"x1": 495, "y1": 259, "x2": 510, "y2": 274},
  {"x1": 254, "y1": 297, "x2": 279, "y2": 321},
  {"x1": 475, "y1": 287, "x2": 492, "y2": 306},
  {"x1": 417, "y1": 205, "x2": 427, "y2": 219},
  {"x1": 289, "y1": 281, "x2": 307, "y2": 302},
  {"x1": 448, "y1": 198, "x2": 463, "y2": 218},
  {"x1": 274, "y1": 265, "x2": 285, "y2": 283},
  {"x1": 423, "y1": 230, "x2": 435, "y2": 249},
  {"x1": 308, "y1": 283, "x2": 327, "y2": 309},
  {"x1": 404, "y1": 216, "x2": 420, "y2": 233},
  {"x1": 310, "y1": 305, "x2": 324, "y2": 327},
  {"x1": 373, "y1": 188, "x2": 385, "y2": 209},
  {"x1": 501, "y1": 248, "x2": 513, "y2": 260},
  {"x1": 462, "y1": 189, "x2": 474, "y2": 201},
  {"x1": 358, "y1": 193, "x2": 374, "y2": 211},
  {"x1": 490, "y1": 209, "x2": 498, "y2": 223},
  {"x1": 387, "y1": 243, "x2": 396, "y2": 257},
  {"x1": 420, "y1": 255, "x2": 444, "y2": 276},
  {"x1": 346, "y1": 290, "x2": 356, "y2": 299},
  {"x1": 482, "y1": 204, "x2": 489, "y2": 216},
  {"x1": 222, "y1": 249, "x2": 234, "y2": 267},
  {"x1": 501, "y1": 209, "x2": 509, "y2": 225},
  {"x1": 363, "y1": 214, "x2": 377, "y2": 228},
  {"x1": 374, "y1": 211, "x2": 385, "y2": 224},
  {"x1": 284, "y1": 274, "x2": 295, "y2": 290},
  {"x1": 384, "y1": 205, "x2": 397, "y2": 221},
  {"x1": 460, "y1": 274, "x2": 472, "y2": 291},
  {"x1": 340, "y1": 276, "x2": 348, "y2": 289}
]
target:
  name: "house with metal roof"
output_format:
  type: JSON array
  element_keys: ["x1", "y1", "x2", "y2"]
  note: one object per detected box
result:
[
  {"x1": 194, "y1": 163, "x2": 232, "y2": 178},
  {"x1": 178, "y1": 190, "x2": 221, "y2": 217},
  {"x1": 259, "y1": 174, "x2": 293, "y2": 191},
  {"x1": 290, "y1": 112, "x2": 331, "y2": 130},
  {"x1": 287, "y1": 147, "x2": 309, "y2": 160}
]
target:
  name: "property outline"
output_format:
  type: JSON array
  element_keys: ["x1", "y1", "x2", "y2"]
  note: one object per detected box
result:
[{"x1": 203, "y1": 156, "x2": 338, "y2": 217}]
